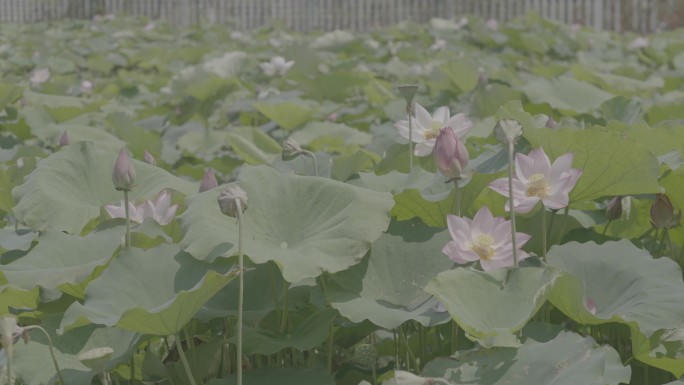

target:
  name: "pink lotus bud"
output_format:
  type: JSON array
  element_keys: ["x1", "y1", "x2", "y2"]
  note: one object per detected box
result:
[
  {"x1": 545, "y1": 117, "x2": 556, "y2": 128},
  {"x1": 478, "y1": 68, "x2": 488, "y2": 86},
  {"x1": 143, "y1": 150, "x2": 156, "y2": 166},
  {"x1": 434, "y1": 127, "x2": 469, "y2": 181},
  {"x1": 59, "y1": 131, "x2": 70, "y2": 146},
  {"x1": 112, "y1": 147, "x2": 136, "y2": 191},
  {"x1": 650, "y1": 193, "x2": 680, "y2": 229},
  {"x1": 605, "y1": 196, "x2": 622, "y2": 221},
  {"x1": 199, "y1": 168, "x2": 218, "y2": 192},
  {"x1": 218, "y1": 185, "x2": 248, "y2": 218}
]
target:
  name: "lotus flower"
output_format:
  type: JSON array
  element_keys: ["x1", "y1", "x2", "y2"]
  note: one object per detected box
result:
[
  {"x1": 605, "y1": 196, "x2": 623, "y2": 221},
  {"x1": 434, "y1": 127, "x2": 468, "y2": 180},
  {"x1": 143, "y1": 150, "x2": 156, "y2": 166},
  {"x1": 259, "y1": 56, "x2": 294, "y2": 77},
  {"x1": 629, "y1": 36, "x2": 649, "y2": 50},
  {"x1": 59, "y1": 131, "x2": 70, "y2": 146},
  {"x1": 112, "y1": 147, "x2": 136, "y2": 191},
  {"x1": 489, "y1": 147, "x2": 582, "y2": 214},
  {"x1": 650, "y1": 193, "x2": 680, "y2": 229},
  {"x1": 30, "y1": 68, "x2": 50, "y2": 86},
  {"x1": 395, "y1": 103, "x2": 473, "y2": 157},
  {"x1": 105, "y1": 190, "x2": 178, "y2": 225},
  {"x1": 80, "y1": 80, "x2": 93, "y2": 94},
  {"x1": 443, "y1": 206, "x2": 531, "y2": 271},
  {"x1": 199, "y1": 168, "x2": 218, "y2": 192}
]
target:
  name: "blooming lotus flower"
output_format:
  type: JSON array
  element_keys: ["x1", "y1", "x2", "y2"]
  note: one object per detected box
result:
[
  {"x1": 443, "y1": 206, "x2": 531, "y2": 271},
  {"x1": 259, "y1": 56, "x2": 294, "y2": 77},
  {"x1": 434, "y1": 127, "x2": 468, "y2": 181},
  {"x1": 104, "y1": 190, "x2": 178, "y2": 225},
  {"x1": 395, "y1": 103, "x2": 473, "y2": 157},
  {"x1": 489, "y1": 147, "x2": 582, "y2": 214},
  {"x1": 30, "y1": 68, "x2": 50, "y2": 86}
]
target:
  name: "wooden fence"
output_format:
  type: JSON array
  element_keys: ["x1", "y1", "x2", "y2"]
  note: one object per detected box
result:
[{"x1": 0, "y1": 0, "x2": 681, "y2": 33}]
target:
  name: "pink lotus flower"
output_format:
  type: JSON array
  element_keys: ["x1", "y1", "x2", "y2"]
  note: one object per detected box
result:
[
  {"x1": 434, "y1": 127, "x2": 468, "y2": 180},
  {"x1": 104, "y1": 190, "x2": 178, "y2": 225},
  {"x1": 443, "y1": 206, "x2": 531, "y2": 271},
  {"x1": 30, "y1": 68, "x2": 50, "y2": 86},
  {"x1": 395, "y1": 103, "x2": 472, "y2": 157},
  {"x1": 489, "y1": 147, "x2": 582, "y2": 214}
]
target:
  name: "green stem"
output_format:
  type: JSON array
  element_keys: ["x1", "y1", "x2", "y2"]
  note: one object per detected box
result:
[
  {"x1": 451, "y1": 321, "x2": 458, "y2": 354},
  {"x1": 556, "y1": 206, "x2": 570, "y2": 244},
  {"x1": 268, "y1": 264, "x2": 282, "y2": 321},
  {"x1": 235, "y1": 198, "x2": 245, "y2": 385},
  {"x1": 123, "y1": 190, "x2": 131, "y2": 248},
  {"x1": 24, "y1": 326, "x2": 66, "y2": 385},
  {"x1": 130, "y1": 354, "x2": 135, "y2": 385},
  {"x1": 399, "y1": 326, "x2": 418, "y2": 372},
  {"x1": 279, "y1": 282, "x2": 290, "y2": 333},
  {"x1": 407, "y1": 103, "x2": 413, "y2": 171},
  {"x1": 602, "y1": 220, "x2": 612, "y2": 236},
  {"x1": 326, "y1": 318, "x2": 335, "y2": 373},
  {"x1": 303, "y1": 151, "x2": 318, "y2": 177},
  {"x1": 507, "y1": 141, "x2": 519, "y2": 268},
  {"x1": 175, "y1": 336, "x2": 198, "y2": 385},
  {"x1": 5, "y1": 337, "x2": 11, "y2": 385},
  {"x1": 452, "y1": 180, "x2": 461, "y2": 216},
  {"x1": 541, "y1": 206, "x2": 548, "y2": 262}
]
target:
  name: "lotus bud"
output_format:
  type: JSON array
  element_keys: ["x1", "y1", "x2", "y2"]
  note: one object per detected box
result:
[
  {"x1": 605, "y1": 196, "x2": 623, "y2": 221},
  {"x1": 78, "y1": 347, "x2": 114, "y2": 372},
  {"x1": 495, "y1": 119, "x2": 523, "y2": 145},
  {"x1": 352, "y1": 344, "x2": 377, "y2": 368},
  {"x1": 199, "y1": 168, "x2": 218, "y2": 192},
  {"x1": 218, "y1": 185, "x2": 248, "y2": 218},
  {"x1": 59, "y1": 131, "x2": 70, "y2": 146},
  {"x1": 398, "y1": 84, "x2": 418, "y2": 105},
  {"x1": 143, "y1": 150, "x2": 156, "y2": 166},
  {"x1": 112, "y1": 147, "x2": 136, "y2": 191},
  {"x1": 545, "y1": 116, "x2": 557, "y2": 128},
  {"x1": 282, "y1": 138, "x2": 307, "y2": 161},
  {"x1": 650, "y1": 193, "x2": 681, "y2": 229},
  {"x1": 434, "y1": 127, "x2": 469, "y2": 181}
]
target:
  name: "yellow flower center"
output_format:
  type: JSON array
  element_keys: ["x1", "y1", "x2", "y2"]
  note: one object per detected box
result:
[
  {"x1": 470, "y1": 233, "x2": 495, "y2": 260},
  {"x1": 526, "y1": 173, "x2": 549, "y2": 198},
  {"x1": 424, "y1": 120, "x2": 443, "y2": 140}
]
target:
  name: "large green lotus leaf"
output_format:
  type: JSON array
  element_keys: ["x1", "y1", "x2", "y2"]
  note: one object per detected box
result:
[
  {"x1": 631, "y1": 326, "x2": 684, "y2": 377},
  {"x1": 12, "y1": 141, "x2": 196, "y2": 233},
  {"x1": 0, "y1": 228, "x2": 37, "y2": 252},
  {"x1": 28, "y1": 123, "x2": 125, "y2": 153},
  {"x1": 254, "y1": 99, "x2": 319, "y2": 131},
  {"x1": 13, "y1": 322, "x2": 139, "y2": 385},
  {"x1": 179, "y1": 165, "x2": 393, "y2": 283},
  {"x1": 421, "y1": 331, "x2": 630, "y2": 385},
  {"x1": 0, "y1": 226, "x2": 124, "y2": 291},
  {"x1": 424, "y1": 267, "x2": 561, "y2": 343},
  {"x1": 647, "y1": 102, "x2": 684, "y2": 125},
  {"x1": 547, "y1": 240, "x2": 684, "y2": 336},
  {"x1": 523, "y1": 127, "x2": 660, "y2": 202},
  {"x1": 206, "y1": 367, "x2": 334, "y2": 385},
  {"x1": 289, "y1": 122, "x2": 373, "y2": 155},
  {"x1": 59, "y1": 244, "x2": 236, "y2": 335},
  {"x1": 0, "y1": 286, "x2": 38, "y2": 313},
  {"x1": 439, "y1": 58, "x2": 479, "y2": 93},
  {"x1": 326, "y1": 221, "x2": 453, "y2": 329},
  {"x1": 521, "y1": 76, "x2": 613, "y2": 115},
  {"x1": 234, "y1": 309, "x2": 336, "y2": 355},
  {"x1": 0, "y1": 83, "x2": 23, "y2": 110},
  {"x1": 226, "y1": 126, "x2": 282, "y2": 165}
]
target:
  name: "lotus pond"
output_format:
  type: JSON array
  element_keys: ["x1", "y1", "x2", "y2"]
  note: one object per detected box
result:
[{"x1": 1, "y1": 12, "x2": 684, "y2": 385}]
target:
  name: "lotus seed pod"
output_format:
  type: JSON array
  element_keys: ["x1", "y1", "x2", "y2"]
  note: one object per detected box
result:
[
  {"x1": 434, "y1": 127, "x2": 469, "y2": 180},
  {"x1": 605, "y1": 196, "x2": 623, "y2": 221},
  {"x1": 78, "y1": 346, "x2": 114, "y2": 372},
  {"x1": 143, "y1": 150, "x2": 156, "y2": 166},
  {"x1": 352, "y1": 344, "x2": 377, "y2": 368},
  {"x1": 112, "y1": 147, "x2": 136, "y2": 191},
  {"x1": 199, "y1": 168, "x2": 218, "y2": 192},
  {"x1": 218, "y1": 185, "x2": 248, "y2": 218},
  {"x1": 59, "y1": 131, "x2": 70, "y2": 146},
  {"x1": 282, "y1": 138, "x2": 305, "y2": 161},
  {"x1": 397, "y1": 84, "x2": 418, "y2": 105},
  {"x1": 495, "y1": 119, "x2": 523, "y2": 144}
]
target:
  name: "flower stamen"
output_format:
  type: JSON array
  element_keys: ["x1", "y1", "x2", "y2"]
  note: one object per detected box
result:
[
  {"x1": 526, "y1": 173, "x2": 549, "y2": 198},
  {"x1": 470, "y1": 233, "x2": 495, "y2": 260}
]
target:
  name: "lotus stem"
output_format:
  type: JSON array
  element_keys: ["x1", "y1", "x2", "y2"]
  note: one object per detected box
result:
[
  {"x1": 452, "y1": 180, "x2": 461, "y2": 217},
  {"x1": 541, "y1": 206, "x2": 548, "y2": 262},
  {"x1": 235, "y1": 198, "x2": 245, "y2": 385},
  {"x1": 24, "y1": 325, "x2": 66, "y2": 385},
  {"x1": 407, "y1": 103, "x2": 414, "y2": 170},
  {"x1": 175, "y1": 335, "x2": 198, "y2": 385},
  {"x1": 303, "y1": 151, "x2": 318, "y2": 177},
  {"x1": 123, "y1": 190, "x2": 131, "y2": 248},
  {"x1": 507, "y1": 141, "x2": 519, "y2": 268}
]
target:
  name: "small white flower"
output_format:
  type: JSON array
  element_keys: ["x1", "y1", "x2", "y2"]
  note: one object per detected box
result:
[
  {"x1": 30, "y1": 68, "x2": 50, "y2": 86},
  {"x1": 260, "y1": 56, "x2": 295, "y2": 77}
]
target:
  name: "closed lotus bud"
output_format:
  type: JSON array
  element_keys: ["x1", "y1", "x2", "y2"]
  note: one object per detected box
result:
[
  {"x1": 199, "y1": 168, "x2": 218, "y2": 192},
  {"x1": 112, "y1": 147, "x2": 136, "y2": 191},
  {"x1": 282, "y1": 138, "x2": 306, "y2": 161},
  {"x1": 59, "y1": 131, "x2": 70, "y2": 146},
  {"x1": 143, "y1": 150, "x2": 156, "y2": 166},
  {"x1": 650, "y1": 193, "x2": 680, "y2": 229},
  {"x1": 605, "y1": 196, "x2": 622, "y2": 221},
  {"x1": 495, "y1": 119, "x2": 523, "y2": 144},
  {"x1": 434, "y1": 127, "x2": 469, "y2": 181},
  {"x1": 398, "y1": 84, "x2": 418, "y2": 105},
  {"x1": 218, "y1": 185, "x2": 248, "y2": 218},
  {"x1": 545, "y1": 116, "x2": 556, "y2": 128},
  {"x1": 478, "y1": 68, "x2": 488, "y2": 86}
]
